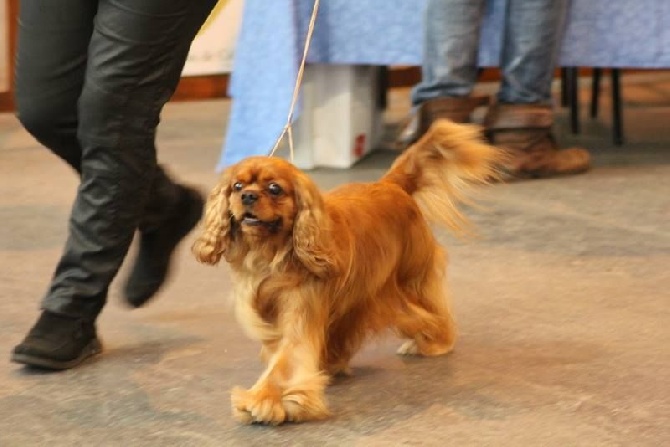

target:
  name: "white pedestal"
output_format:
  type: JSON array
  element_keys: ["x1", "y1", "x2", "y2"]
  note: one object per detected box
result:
[{"x1": 291, "y1": 65, "x2": 383, "y2": 169}]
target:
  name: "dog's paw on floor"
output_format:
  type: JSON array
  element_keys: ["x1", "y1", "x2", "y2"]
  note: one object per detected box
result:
[{"x1": 231, "y1": 385, "x2": 330, "y2": 425}]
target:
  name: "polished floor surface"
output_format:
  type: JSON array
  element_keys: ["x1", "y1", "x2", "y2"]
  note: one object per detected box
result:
[{"x1": 1, "y1": 76, "x2": 669, "y2": 446}]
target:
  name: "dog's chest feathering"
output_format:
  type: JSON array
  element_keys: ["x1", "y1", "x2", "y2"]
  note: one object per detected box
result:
[{"x1": 231, "y1": 272, "x2": 281, "y2": 343}]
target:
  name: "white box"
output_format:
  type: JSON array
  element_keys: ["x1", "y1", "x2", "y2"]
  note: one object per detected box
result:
[{"x1": 291, "y1": 65, "x2": 383, "y2": 169}]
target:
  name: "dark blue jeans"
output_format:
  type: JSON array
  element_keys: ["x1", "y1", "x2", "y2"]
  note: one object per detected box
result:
[
  {"x1": 15, "y1": 0, "x2": 217, "y2": 319},
  {"x1": 412, "y1": 0, "x2": 567, "y2": 106}
]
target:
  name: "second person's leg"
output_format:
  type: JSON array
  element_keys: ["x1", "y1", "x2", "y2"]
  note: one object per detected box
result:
[
  {"x1": 411, "y1": 0, "x2": 486, "y2": 104},
  {"x1": 402, "y1": 0, "x2": 488, "y2": 145},
  {"x1": 485, "y1": 0, "x2": 590, "y2": 178},
  {"x1": 498, "y1": 0, "x2": 566, "y2": 104}
]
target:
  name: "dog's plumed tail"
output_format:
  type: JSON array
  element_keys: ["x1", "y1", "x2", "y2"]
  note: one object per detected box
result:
[{"x1": 382, "y1": 119, "x2": 502, "y2": 234}]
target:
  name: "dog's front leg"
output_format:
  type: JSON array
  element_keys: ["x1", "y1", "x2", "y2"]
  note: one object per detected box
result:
[
  {"x1": 259, "y1": 339, "x2": 280, "y2": 364},
  {"x1": 231, "y1": 288, "x2": 330, "y2": 425}
]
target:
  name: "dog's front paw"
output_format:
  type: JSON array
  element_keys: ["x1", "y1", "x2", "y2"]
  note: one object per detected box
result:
[
  {"x1": 231, "y1": 376, "x2": 331, "y2": 425},
  {"x1": 231, "y1": 386, "x2": 286, "y2": 425},
  {"x1": 281, "y1": 386, "x2": 330, "y2": 423}
]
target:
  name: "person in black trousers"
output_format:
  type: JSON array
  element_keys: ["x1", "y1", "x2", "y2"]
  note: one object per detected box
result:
[{"x1": 11, "y1": 0, "x2": 218, "y2": 370}]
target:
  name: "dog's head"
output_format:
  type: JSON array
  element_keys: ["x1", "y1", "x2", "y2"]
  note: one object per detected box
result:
[{"x1": 192, "y1": 156, "x2": 335, "y2": 276}]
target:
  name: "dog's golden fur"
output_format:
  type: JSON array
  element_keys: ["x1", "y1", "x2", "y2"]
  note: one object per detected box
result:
[{"x1": 192, "y1": 120, "x2": 500, "y2": 425}]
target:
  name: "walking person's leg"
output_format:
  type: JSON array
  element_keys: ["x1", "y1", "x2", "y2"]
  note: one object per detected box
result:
[
  {"x1": 14, "y1": 1, "x2": 200, "y2": 311},
  {"x1": 12, "y1": 0, "x2": 218, "y2": 370}
]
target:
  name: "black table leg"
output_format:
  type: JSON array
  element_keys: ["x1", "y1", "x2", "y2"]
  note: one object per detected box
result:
[
  {"x1": 590, "y1": 67, "x2": 602, "y2": 118},
  {"x1": 376, "y1": 66, "x2": 389, "y2": 110},
  {"x1": 561, "y1": 67, "x2": 569, "y2": 107},
  {"x1": 568, "y1": 67, "x2": 580, "y2": 134}
]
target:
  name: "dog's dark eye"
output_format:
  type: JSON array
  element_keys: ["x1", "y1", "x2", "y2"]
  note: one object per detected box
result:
[
  {"x1": 233, "y1": 182, "x2": 244, "y2": 191},
  {"x1": 268, "y1": 182, "x2": 283, "y2": 196}
]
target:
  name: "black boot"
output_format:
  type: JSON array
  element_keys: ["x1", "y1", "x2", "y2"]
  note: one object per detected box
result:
[
  {"x1": 11, "y1": 311, "x2": 102, "y2": 370},
  {"x1": 123, "y1": 185, "x2": 205, "y2": 308}
]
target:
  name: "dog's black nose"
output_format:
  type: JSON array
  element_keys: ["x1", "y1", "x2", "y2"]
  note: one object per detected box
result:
[{"x1": 241, "y1": 191, "x2": 259, "y2": 206}]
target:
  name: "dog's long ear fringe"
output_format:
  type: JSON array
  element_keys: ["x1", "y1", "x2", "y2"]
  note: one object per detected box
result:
[
  {"x1": 291, "y1": 172, "x2": 336, "y2": 277},
  {"x1": 383, "y1": 119, "x2": 504, "y2": 236},
  {"x1": 192, "y1": 170, "x2": 233, "y2": 265}
]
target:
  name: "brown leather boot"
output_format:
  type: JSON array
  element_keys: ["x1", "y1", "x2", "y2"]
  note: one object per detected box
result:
[
  {"x1": 398, "y1": 96, "x2": 489, "y2": 147},
  {"x1": 484, "y1": 103, "x2": 591, "y2": 179}
]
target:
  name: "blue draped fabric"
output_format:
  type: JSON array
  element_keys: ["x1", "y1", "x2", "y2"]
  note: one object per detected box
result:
[{"x1": 219, "y1": 0, "x2": 670, "y2": 170}]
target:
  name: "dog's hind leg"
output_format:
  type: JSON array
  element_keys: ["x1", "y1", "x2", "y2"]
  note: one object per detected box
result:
[
  {"x1": 395, "y1": 253, "x2": 457, "y2": 357},
  {"x1": 395, "y1": 303, "x2": 456, "y2": 356},
  {"x1": 323, "y1": 309, "x2": 370, "y2": 377}
]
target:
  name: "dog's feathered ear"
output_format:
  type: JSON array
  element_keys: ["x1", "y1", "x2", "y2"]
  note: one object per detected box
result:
[
  {"x1": 292, "y1": 172, "x2": 336, "y2": 277},
  {"x1": 192, "y1": 168, "x2": 233, "y2": 265}
]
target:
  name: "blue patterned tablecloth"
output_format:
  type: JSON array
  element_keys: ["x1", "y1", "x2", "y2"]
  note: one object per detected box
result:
[{"x1": 220, "y1": 0, "x2": 670, "y2": 169}]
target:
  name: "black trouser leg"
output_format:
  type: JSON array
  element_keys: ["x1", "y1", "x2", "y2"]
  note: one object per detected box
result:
[
  {"x1": 15, "y1": 0, "x2": 208, "y2": 208},
  {"x1": 14, "y1": 1, "x2": 97, "y2": 172},
  {"x1": 15, "y1": 0, "x2": 217, "y2": 319}
]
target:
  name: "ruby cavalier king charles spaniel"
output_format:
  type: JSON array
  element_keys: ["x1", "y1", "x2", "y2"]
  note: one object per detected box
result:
[{"x1": 192, "y1": 120, "x2": 500, "y2": 425}]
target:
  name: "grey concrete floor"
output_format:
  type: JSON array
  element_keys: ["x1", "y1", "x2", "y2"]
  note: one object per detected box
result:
[{"x1": 1, "y1": 76, "x2": 669, "y2": 446}]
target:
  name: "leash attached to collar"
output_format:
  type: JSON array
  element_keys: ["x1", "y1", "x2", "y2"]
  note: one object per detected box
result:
[{"x1": 267, "y1": 0, "x2": 321, "y2": 162}]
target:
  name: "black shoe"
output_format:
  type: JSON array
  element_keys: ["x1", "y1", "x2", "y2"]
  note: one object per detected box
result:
[
  {"x1": 11, "y1": 311, "x2": 102, "y2": 370},
  {"x1": 123, "y1": 185, "x2": 204, "y2": 308}
]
